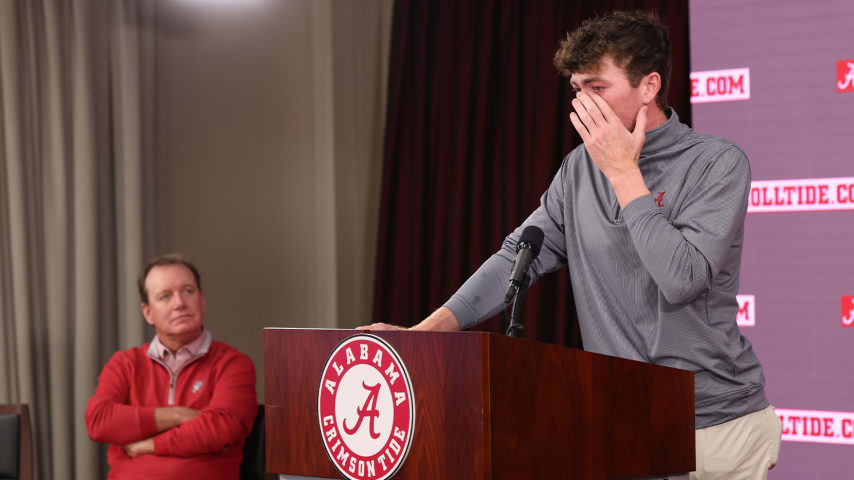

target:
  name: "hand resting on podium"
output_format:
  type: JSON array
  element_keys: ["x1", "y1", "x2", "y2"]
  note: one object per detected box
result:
[{"x1": 357, "y1": 306, "x2": 462, "y2": 332}]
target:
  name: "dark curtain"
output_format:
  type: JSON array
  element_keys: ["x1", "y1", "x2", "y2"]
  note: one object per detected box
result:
[{"x1": 373, "y1": 0, "x2": 691, "y2": 347}]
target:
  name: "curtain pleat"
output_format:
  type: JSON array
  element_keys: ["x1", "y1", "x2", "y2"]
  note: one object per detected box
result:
[{"x1": 0, "y1": 1, "x2": 155, "y2": 478}]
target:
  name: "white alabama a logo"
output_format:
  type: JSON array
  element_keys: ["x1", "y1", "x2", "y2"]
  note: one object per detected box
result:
[{"x1": 318, "y1": 334, "x2": 415, "y2": 480}]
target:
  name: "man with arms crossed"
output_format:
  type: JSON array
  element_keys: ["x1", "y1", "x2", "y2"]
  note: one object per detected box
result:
[
  {"x1": 86, "y1": 254, "x2": 257, "y2": 479},
  {"x1": 364, "y1": 11, "x2": 782, "y2": 480}
]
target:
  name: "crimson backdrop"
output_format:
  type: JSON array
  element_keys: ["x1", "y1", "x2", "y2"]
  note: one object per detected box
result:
[{"x1": 373, "y1": 0, "x2": 692, "y2": 346}]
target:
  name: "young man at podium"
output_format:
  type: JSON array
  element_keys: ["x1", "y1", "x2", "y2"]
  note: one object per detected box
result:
[
  {"x1": 362, "y1": 11, "x2": 783, "y2": 480},
  {"x1": 85, "y1": 254, "x2": 258, "y2": 479}
]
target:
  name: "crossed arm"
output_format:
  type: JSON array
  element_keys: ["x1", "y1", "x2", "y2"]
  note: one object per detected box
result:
[
  {"x1": 85, "y1": 351, "x2": 257, "y2": 458},
  {"x1": 122, "y1": 407, "x2": 201, "y2": 457}
]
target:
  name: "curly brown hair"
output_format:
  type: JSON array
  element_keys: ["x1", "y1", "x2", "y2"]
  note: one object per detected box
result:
[{"x1": 553, "y1": 11, "x2": 671, "y2": 110}]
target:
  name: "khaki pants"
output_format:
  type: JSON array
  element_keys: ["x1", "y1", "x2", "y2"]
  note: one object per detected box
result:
[{"x1": 665, "y1": 405, "x2": 783, "y2": 480}]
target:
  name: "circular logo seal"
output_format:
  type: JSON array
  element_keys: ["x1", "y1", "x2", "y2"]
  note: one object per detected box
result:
[{"x1": 318, "y1": 334, "x2": 415, "y2": 480}]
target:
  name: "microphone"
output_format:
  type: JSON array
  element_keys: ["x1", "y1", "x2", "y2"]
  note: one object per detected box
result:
[{"x1": 504, "y1": 226, "x2": 544, "y2": 304}]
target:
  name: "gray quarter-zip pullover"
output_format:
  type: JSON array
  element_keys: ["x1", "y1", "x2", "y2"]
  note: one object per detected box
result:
[{"x1": 445, "y1": 109, "x2": 768, "y2": 428}]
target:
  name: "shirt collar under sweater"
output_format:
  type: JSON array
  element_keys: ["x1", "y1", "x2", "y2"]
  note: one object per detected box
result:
[{"x1": 148, "y1": 328, "x2": 211, "y2": 376}]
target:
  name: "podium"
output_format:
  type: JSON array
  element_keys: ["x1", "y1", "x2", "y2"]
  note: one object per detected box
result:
[{"x1": 264, "y1": 328, "x2": 694, "y2": 479}]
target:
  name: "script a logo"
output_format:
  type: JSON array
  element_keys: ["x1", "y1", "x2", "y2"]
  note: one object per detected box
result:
[
  {"x1": 838, "y1": 60, "x2": 854, "y2": 93},
  {"x1": 318, "y1": 334, "x2": 415, "y2": 480},
  {"x1": 842, "y1": 296, "x2": 854, "y2": 327},
  {"x1": 343, "y1": 382, "x2": 382, "y2": 438}
]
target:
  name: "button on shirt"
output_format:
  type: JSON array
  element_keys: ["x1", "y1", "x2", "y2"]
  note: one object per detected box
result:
[{"x1": 151, "y1": 329, "x2": 211, "y2": 377}]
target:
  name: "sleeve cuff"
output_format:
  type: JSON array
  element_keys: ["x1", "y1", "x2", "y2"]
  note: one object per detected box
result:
[
  {"x1": 152, "y1": 431, "x2": 171, "y2": 456},
  {"x1": 138, "y1": 406, "x2": 158, "y2": 438},
  {"x1": 622, "y1": 193, "x2": 660, "y2": 225},
  {"x1": 443, "y1": 295, "x2": 477, "y2": 330}
]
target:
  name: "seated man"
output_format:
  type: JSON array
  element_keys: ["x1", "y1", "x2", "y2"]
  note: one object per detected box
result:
[{"x1": 86, "y1": 254, "x2": 258, "y2": 479}]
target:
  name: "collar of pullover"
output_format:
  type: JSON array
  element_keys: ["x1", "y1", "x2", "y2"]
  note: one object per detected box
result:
[{"x1": 639, "y1": 107, "x2": 690, "y2": 159}]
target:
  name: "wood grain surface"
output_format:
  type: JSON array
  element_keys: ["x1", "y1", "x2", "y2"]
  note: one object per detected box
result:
[{"x1": 264, "y1": 329, "x2": 694, "y2": 479}]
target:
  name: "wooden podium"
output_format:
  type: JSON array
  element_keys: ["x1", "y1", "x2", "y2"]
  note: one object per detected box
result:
[{"x1": 264, "y1": 328, "x2": 694, "y2": 479}]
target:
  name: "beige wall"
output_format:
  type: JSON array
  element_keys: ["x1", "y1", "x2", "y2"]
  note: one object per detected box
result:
[{"x1": 153, "y1": 0, "x2": 393, "y2": 401}]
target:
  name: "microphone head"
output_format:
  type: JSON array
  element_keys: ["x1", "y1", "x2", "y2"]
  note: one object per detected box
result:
[{"x1": 518, "y1": 226, "x2": 544, "y2": 256}]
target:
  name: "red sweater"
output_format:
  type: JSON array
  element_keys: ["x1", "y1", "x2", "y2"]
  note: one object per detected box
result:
[{"x1": 85, "y1": 339, "x2": 257, "y2": 479}]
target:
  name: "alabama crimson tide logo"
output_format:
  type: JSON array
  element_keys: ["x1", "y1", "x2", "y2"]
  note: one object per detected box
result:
[
  {"x1": 842, "y1": 296, "x2": 854, "y2": 327},
  {"x1": 837, "y1": 60, "x2": 854, "y2": 93},
  {"x1": 318, "y1": 334, "x2": 415, "y2": 480}
]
